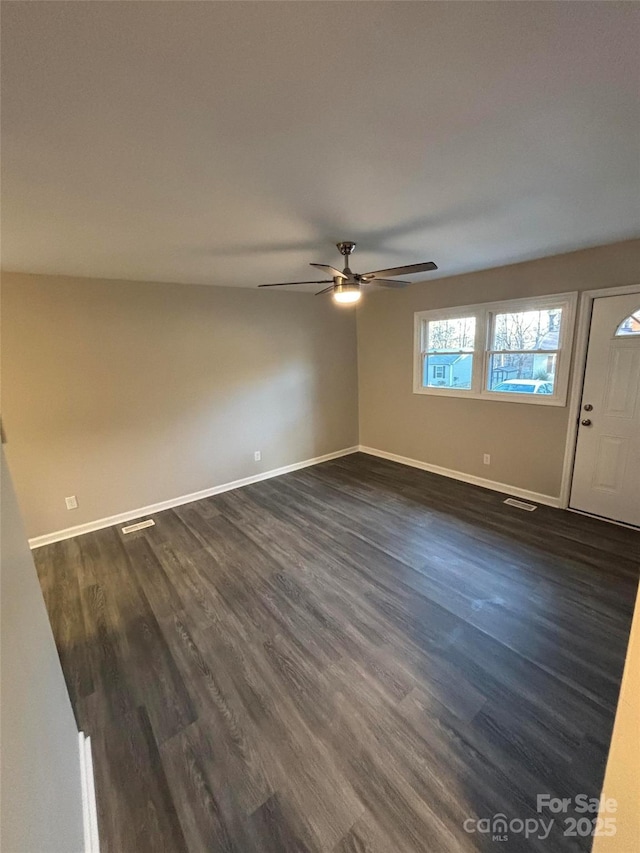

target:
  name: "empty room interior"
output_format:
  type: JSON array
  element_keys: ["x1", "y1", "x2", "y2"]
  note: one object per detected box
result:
[{"x1": 2, "y1": 2, "x2": 640, "y2": 852}]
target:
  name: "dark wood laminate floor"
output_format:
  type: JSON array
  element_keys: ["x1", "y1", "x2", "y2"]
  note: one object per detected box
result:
[{"x1": 35, "y1": 453, "x2": 639, "y2": 853}]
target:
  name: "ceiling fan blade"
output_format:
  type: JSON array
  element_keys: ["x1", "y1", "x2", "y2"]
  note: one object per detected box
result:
[
  {"x1": 258, "y1": 280, "x2": 332, "y2": 288},
  {"x1": 315, "y1": 286, "x2": 335, "y2": 296},
  {"x1": 310, "y1": 263, "x2": 348, "y2": 279},
  {"x1": 367, "y1": 279, "x2": 412, "y2": 288},
  {"x1": 362, "y1": 261, "x2": 438, "y2": 279}
]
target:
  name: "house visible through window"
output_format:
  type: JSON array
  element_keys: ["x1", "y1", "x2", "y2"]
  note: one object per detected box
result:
[
  {"x1": 414, "y1": 293, "x2": 577, "y2": 405},
  {"x1": 422, "y1": 316, "x2": 475, "y2": 389}
]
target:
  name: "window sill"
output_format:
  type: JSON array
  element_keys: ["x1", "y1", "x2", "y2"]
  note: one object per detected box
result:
[{"x1": 413, "y1": 386, "x2": 568, "y2": 406}]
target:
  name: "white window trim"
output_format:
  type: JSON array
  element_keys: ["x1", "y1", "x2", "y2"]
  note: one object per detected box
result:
[{"x1": 413, "y1": 291, "x2": 578, "y2": 406}]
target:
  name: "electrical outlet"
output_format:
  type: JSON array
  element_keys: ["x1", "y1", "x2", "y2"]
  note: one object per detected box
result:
[
  {"x1": 483, "y1": 454, "x2": 491, "y2": 465},
  {"x1": 65, "y1": 495, "x2": 78, "y2": 510},
  {"x1": 254, "y1": 451, "x2": 261, "y2": 462}
]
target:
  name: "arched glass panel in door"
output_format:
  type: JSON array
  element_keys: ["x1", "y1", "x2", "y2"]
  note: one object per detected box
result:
[{"x1": 615, "y1": 310, "x2": 640, "y2": 336}]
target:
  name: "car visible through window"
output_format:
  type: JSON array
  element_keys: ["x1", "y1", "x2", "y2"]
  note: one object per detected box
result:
[{"x1": 492, "y1": 380, "x2": 553, "y2": 394}]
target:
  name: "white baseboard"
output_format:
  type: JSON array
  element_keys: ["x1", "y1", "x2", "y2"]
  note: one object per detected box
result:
[
  {"x1": 358, "y1": 445, "x2": 561, "y2": 508},
  {"x1": 28, "y1": 443, "x2": 559, "y2": 547},
  {"x1": 79, "y1": 732, "x2": 99, "y2": 853},
  {"x1": 28, "y1": 446, "x2": 359, "y2": 548}
]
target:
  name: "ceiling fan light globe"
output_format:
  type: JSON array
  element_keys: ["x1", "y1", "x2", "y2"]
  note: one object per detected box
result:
[
  {"x1": 332, "y1": 282, "x2": 361, "y2": 305},
  {"x1": 333, "y1": 291, "x2": 361, "y2": 304}
]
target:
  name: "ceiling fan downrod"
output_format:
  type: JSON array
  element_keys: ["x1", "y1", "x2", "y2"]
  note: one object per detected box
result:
[{"x1": 336, "y1": 241, "x2": 357, "y2": 277}]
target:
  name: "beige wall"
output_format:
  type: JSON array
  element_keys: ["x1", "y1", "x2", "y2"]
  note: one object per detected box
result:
[
  {"x1": 357, "y1": 239, "x2": 640, "y2": 499},
  {"x1": 1, "y1": 273, "x2": 358, "y2": 538},
  {"x1": 1, "y1": 448, "x2": 85, "y2": 851}
]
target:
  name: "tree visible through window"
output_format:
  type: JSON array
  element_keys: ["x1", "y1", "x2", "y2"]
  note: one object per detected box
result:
[{"x1": 487, "y1": 307, "x2": 562, "y2": 394}]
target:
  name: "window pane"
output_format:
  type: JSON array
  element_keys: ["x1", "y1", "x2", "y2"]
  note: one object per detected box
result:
[
  {"x1": 492, "y1": 307, "x2": 562, "y2": 351},
  {"x1": 423, "y1": 353, "x2": 473, "y2": 389},
  {"x1": 615, "y1": 310, "x2": 640, "y2": 336},
  {"x1": 488, "y1": 353, "x2": 557, "y2": 394},
  {"x1": 427, "y1": 317, "x2": 475, "y2": 352}
]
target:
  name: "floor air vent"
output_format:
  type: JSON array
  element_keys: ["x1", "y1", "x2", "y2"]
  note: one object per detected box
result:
[
  {"x1": 503, "y1": 498, "x2": 537, "y2": 512},
  {"x1": 121, "y1": 519, "x2": 156, "y2": 534}
]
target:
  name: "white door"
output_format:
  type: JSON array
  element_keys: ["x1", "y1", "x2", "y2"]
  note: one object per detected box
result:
[{"x1": 570, "y1": 292, "x2": 640, "y2": 527}]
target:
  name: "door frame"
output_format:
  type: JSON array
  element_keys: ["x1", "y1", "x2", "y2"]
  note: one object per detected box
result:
[{"x1": 559, "y1": 282, "x2": 640, "y2": 510}]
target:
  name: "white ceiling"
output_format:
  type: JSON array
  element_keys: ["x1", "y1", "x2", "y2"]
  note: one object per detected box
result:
[{"x1": 2, "y1": 1, "x2": 639, "y2": 289}]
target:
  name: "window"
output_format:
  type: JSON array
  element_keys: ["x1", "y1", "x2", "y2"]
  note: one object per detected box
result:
[
  {"x1": 487, "y1": 305, "x2": 562, "y2": 395},
  {"x1": 414, "y1": 293, "x2": 577, "y2": 405},
  {"x1": 422, "y1": 316, "x2": 475, "y2": 389},
  {"x1": 615, "y1": 310, "x2": 640, "y2": 336}
]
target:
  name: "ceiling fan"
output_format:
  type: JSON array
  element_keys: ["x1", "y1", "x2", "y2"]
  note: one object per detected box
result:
[{"x1": 258, "y1": 242, "x2": 438, "y2": 304}]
